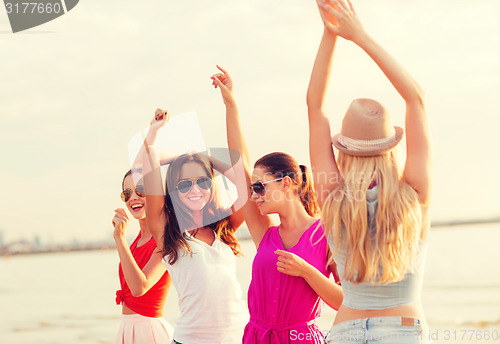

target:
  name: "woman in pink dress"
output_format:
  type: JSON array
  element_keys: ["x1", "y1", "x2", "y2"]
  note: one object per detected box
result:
[{"x1": 211, "y1": 66, "x2": 343, "y2": 343}]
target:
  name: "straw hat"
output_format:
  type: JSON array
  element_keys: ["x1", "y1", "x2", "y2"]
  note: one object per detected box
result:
[{"x1": 331, "y1": 98, "x2": 404, "y2": 156}]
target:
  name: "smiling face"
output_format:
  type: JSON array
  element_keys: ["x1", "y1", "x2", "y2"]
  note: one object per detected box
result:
[
  {"x1": 250, "y1": 166, "x2": 285, "y2": 215},
  {"x1": 176, "y1": 161, "x2": 212, "y2": 213},
  {"x1": 122, "y1": 174, "x2": 146, "y2": 220}
]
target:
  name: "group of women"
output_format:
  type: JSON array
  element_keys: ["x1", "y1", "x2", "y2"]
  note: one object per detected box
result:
[{"x1": 111, "y1": 0, "x2": 432, "y2": 343}]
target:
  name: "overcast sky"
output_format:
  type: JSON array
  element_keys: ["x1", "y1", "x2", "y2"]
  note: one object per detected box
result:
[{"x1": 1, "y1": 0, "x2": 499, "y2": 243}]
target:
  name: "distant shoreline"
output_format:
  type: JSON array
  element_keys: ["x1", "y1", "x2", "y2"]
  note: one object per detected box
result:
[
  {"x1": 1, "y1": 218, "x2": 498, "y2": 257},
  {"x1": 431, "y1": 217, "x2": 500, "y2": 227},
  {"x1": 0, "y1": 243, "x2": 115, "y2": 257}
]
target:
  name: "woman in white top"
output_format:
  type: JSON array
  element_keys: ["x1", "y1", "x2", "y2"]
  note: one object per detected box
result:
[{"x1": 136, "y1": 109, "x2": 249, "y2": 344}]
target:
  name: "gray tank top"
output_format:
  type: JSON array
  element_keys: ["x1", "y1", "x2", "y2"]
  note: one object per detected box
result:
[{"x1": 328, "y1": 185, "x2": 428, "y2": 310}]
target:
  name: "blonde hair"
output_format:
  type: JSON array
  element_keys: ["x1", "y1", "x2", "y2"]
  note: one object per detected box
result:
[{"x1": 323, "y1": 150, "x2": 422, "y2": 284}]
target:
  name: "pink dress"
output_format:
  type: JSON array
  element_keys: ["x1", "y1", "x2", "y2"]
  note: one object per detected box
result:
[{"x1": 243, "y1": 219, "x2": 330, "y2": 344}]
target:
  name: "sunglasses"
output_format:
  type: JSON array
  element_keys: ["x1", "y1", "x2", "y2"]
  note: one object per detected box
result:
[
  {"x1": 121, "y1": 186, "x2": 145, "y2": 202},
  {"x1": 176, "y1": 177, "x2": 212, "y2": 194},
  {"x1": 249, "y1": 178, "x2": 283, "y2": 196}
]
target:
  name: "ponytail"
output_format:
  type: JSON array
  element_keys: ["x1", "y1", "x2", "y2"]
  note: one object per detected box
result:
[
  {"x1": 254, "y1": 152, "x2": 320, "y2": 217},
  {"x1": 298, "y1": 165, "x2": 320, "y2": 217}
]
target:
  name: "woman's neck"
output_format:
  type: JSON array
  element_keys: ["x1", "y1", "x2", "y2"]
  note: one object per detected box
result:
[
  {"x1": 138, "y1": 218, "x2": 152, "y2": 241},
  {"x1": 278, "y1": 198, "x2": 316, "y2": 233},
  {"x1": 192, "y1": 210, "x2": 204, "y2": 229}
]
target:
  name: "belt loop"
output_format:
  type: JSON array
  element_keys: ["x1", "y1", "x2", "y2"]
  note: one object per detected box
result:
[{"x1": 363, "y1": 318, "x2": 368, "y2": 344}]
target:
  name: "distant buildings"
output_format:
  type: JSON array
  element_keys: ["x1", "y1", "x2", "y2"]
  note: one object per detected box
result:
[{"x1": 0, "y1": 235, "x2": 116, "y2": 256}]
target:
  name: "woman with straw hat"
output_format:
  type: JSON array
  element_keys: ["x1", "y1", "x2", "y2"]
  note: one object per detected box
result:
[{"x1": 302, "y1": 0, "x2": 432, "y2": 342}]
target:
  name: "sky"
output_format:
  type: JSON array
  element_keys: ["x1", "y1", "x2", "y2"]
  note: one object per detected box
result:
[{"x1": 1, "y1": 0, "x2": 499, "y2": 243}]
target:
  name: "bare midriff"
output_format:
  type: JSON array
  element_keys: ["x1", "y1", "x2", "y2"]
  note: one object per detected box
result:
[
  {"x1": 333, "y1": 302, "x2": 425, "y2": 325},
  {"x1": 121, "y1": 303, "x2": 163, "y2": 317},
  {"x1": 122, "y1": 303, "x2": 136, "y2": 315}
]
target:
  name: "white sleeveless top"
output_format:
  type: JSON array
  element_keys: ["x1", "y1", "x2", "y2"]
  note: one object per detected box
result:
[{"x1": 163, "y1": 232, "x2": 249, "y2": 344}]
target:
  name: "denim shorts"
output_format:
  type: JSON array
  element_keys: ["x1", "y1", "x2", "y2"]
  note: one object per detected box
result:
[{"x1": 324, "y1": 316, "x2": 429, "y2": 344}]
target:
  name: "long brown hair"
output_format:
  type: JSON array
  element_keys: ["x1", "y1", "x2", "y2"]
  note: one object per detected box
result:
[
  {"x1": 162, "y1": 153, "x2": 241, "y2": 264},
  {"x1": 254, "y1": 152, "x2": 320, "y2": 217}
]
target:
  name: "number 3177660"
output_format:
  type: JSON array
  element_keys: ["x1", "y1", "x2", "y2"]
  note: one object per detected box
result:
[{"x1": 5, "y1": 2, "x2": 62, "y2": 14}]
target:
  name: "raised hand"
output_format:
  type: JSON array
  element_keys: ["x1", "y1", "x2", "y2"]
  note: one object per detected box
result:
[
  {"x1": 112, "y1": 208, "x2": 129, "y2": 239},
  {"x1": 319, "y1": 0, "x2": 366, "y2": 43},
  {"x1": 316, "y1": 0, "x2": 337, "y2": 27},
  {"x1": 150, "y1": 108, "x2": 169, "y2": 132},
  {"x1": 211, "y1": 65, "x2": 235, "y2": 106}
]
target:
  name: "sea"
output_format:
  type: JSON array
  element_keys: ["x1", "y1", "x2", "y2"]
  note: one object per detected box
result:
[{"x1": 1, "y1": 223, "x2": 499, "y2": 344}]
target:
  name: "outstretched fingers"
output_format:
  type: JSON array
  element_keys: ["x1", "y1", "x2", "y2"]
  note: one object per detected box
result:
[
  {"x1": 332, "y1": 0, "x2": 349, "y2": 12},
  {"x1": 346, "y1": 0, "x2": 356, "y2": 12},
  {"x1": 318, "y1": 2, "x2": 339, "y2": 32},
  {"x1": 211, "y1": 65, "x2": 235, "y2": 104},
  {"x1": 323, "y1": 0, "x2": 364, "y2": 42},
  {"x1": 216, "y1": 64, "x2": 231, "y2": 79}
]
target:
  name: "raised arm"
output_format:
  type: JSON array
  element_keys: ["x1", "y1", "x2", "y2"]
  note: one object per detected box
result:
[
  {"x1": 211, "y1": 65, "x2": 273, "y2": 248},
  {"x1": 307, "y1": 1, "x2": 342, "y2": 208},
  {"x1": 112, "y1": 209, "x2": 167, "y2": 297},
  {"x1": 134, "y1": 110, "x2": 169, "y2": 243},
  {"x1": 322, "y1": 0, "x2": 432, "y2": 205},
  {"x1": 200, "y1": 148, "x2": 247, "y2": 231}
]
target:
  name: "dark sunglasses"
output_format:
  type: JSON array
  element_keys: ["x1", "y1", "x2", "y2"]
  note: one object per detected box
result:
[
  {"x1": 121, "y1": 186, "x2": 145, "y2": 202},
  {"x1": 249, "y1": 178, "x2": 283, "y2": 196},
  {"x1": 176, "y1": 177, "x2": 212, "y2": 194}
]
